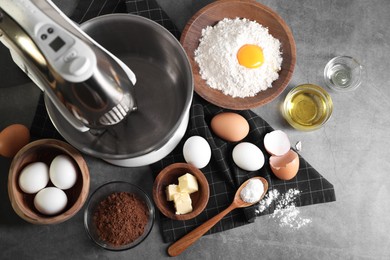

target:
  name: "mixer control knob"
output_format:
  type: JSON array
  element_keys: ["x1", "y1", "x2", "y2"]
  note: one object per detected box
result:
[
  {"x1": 68, "y1": 56, "x2": 90, "y2": 76},
  {"x1": 63, "y1": 49, "x2": 78, "y2": 63}
]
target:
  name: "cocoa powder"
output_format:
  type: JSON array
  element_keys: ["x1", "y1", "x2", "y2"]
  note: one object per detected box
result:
[{"x1": 93, "y1": 192, "x2": 149, "y2": 246}]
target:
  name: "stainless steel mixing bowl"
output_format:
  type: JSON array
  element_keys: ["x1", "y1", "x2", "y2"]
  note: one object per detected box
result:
[{"x1": 46, "y1": 14, "x2": 193, "y2": 167}]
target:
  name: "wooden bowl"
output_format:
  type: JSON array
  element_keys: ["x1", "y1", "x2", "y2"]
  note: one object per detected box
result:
[
  {"x1": 180, "y1": 0, "x2": 296, "y2": 109},
  {"x1": 153, "y1": 163, "x2": 209, "y2": 220},
  {"x1": 8, "y1": 139, "x2": 90, "y2": 224}
]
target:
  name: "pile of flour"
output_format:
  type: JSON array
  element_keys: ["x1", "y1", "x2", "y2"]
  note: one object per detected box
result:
[{"x1": 194, "y1": 18, "x2": 282, "y2": 98}]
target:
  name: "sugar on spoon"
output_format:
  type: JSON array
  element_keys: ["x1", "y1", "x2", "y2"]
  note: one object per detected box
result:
[{"x1": 167, "y1": 176, "x2": 268, "y2": 257}]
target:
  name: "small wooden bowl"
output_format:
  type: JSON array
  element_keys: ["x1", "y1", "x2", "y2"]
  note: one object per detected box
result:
[
  {"x1": 180, "y1": 0, "x2": 296, "y2": 109},
  {"x1": 8, "y1": 139, "x2": 90, "y2": 224},
  {"x1": 153, "y1": 163, "x2": 209, "y2": 220}
]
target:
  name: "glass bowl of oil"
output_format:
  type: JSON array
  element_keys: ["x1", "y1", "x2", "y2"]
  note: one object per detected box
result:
[
  {"x1": 324, "y1": 56, "x2": 363, "y2": 92},
  {"x1": 282, "y1": 84, "x2": 333, "y2": 131}
]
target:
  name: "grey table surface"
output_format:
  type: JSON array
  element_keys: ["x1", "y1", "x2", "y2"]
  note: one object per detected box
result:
[{"x1": 1, "y1": 0, "x2": 389, "y2": 259}]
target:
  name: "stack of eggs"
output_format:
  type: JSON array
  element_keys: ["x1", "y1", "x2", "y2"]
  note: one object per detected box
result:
[
  {"x1": 181, "y1": 111, "x2": 299, "y2": 180},
  {"x1": 18, "y1": 155, "x2": 78, "y2": 215}
]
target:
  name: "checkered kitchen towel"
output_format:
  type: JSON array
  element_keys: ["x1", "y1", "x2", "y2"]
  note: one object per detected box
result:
[
  {"x1": 151, "y1": 94, "x2": 336, "y2": 243},
  {"x1": 29, "y1": 0, "x2": 336, "y2": 243}
]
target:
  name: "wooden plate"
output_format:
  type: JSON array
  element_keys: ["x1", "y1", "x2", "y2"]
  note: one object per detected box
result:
[{"x1": 180, "y1": 0, "x2": 296, "y2": 109}]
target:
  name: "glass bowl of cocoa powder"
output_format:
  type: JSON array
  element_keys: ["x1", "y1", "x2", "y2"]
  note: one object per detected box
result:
[{"x1": 84, "y1": 181, "x2": 155, "y2": 251}]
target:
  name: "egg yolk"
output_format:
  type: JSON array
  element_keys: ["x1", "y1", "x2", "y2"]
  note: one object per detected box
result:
[{"x1": 237, "y1": 44, "x2": 264, "y2": 68}]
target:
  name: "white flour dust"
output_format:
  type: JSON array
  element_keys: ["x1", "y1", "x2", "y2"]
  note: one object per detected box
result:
[
  {"x1": 194, "y1": 18, "x2": 282, "y2": 98},
  {"x1": 256, "y1": 188, "x2": 311, "y2": 229}
]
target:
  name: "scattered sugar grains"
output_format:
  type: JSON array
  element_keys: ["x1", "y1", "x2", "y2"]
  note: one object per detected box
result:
[
  {"x1": 194, "y1": 18, "x2": 283, "y2": 98},
  {"x1": 256, "y1": 189, "x2": 312, "y2": 229}
]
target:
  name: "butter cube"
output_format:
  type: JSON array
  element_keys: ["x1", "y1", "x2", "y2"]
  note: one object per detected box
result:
[
  {"x1": 173, "y1": 192, "x2": 193, "y2": 215},
  {"x1": 178, "y1": 173, "x2": 198, "y2": 194},
  {"x1": 166, "y1": 184, "x2": 179, "y2": 201}
]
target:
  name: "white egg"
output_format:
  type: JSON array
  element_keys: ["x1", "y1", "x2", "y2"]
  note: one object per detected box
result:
[
  {"x1": 183, "y1": 136, "x2": 211, "y2": 169},
  {"x1": 232, "y1": 142, "x2": 264, "y2": 171},
  {"x1": 49, "y1": 155, "x2": 77, "y2": 190},
  {"x1": 18, "y1": 162, "x2": 49, "y2": 194},
  {"x1": 34, "y1": 187, "x2": 68, "y2": 215}
]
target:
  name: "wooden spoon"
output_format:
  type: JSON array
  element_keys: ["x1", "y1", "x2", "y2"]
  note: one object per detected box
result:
[{"x1": 167, "y1": 176, "x2": 268, "y2": 257}]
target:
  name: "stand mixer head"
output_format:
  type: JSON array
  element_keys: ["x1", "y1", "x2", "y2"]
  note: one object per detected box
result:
[
  {"x1": 0, "y1": 0, "x2": 137, "y2": 131},
  {"x1": 0, "y1": 2, "x2": 193, "y2": 167}
]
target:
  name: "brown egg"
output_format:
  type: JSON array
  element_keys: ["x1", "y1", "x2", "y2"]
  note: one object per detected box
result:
[
  {"x1": 0, "y1": 124, "x2": 30, "y2": 158},
  {"x1": 211, "y1": 112, "x2": 249, "y2": 142},
  {"x1": 269, "y1": 149, "x2": 299, "y2": 180}
]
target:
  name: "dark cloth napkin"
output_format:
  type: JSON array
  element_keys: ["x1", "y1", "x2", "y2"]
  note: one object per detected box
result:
[
  {"x1": 26, "y1": 0, "x2": 336, "y2": 244},
  {"x1": 151, "y1": 94, "x2": 336, "y2": 243}
]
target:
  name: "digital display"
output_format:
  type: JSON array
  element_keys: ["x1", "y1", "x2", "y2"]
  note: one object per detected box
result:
[{"x1": 49, "y1": 36, "x2": 65, "y2": 52}]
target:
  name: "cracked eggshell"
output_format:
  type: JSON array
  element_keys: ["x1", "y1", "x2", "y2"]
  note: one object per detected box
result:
[
  {"x1": 269, "y1": 149, "x2": 299, "y2": 180},
  {"x1": 264, "y1": 130, "x2": 291, "y2": 156}
]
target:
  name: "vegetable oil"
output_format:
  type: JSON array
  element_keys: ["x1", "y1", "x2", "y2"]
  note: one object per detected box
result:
[{"x1": 283, "y1": 84, "x2": 333, "y2": 131}]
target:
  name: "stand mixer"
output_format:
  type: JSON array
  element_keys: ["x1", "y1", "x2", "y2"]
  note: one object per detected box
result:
[
  {"x1": 0, "y1": 1, "x2": 193, "y2": 167},
  {"x1": 0, "y1": 0, "x2": 137, "y2": 132}
]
